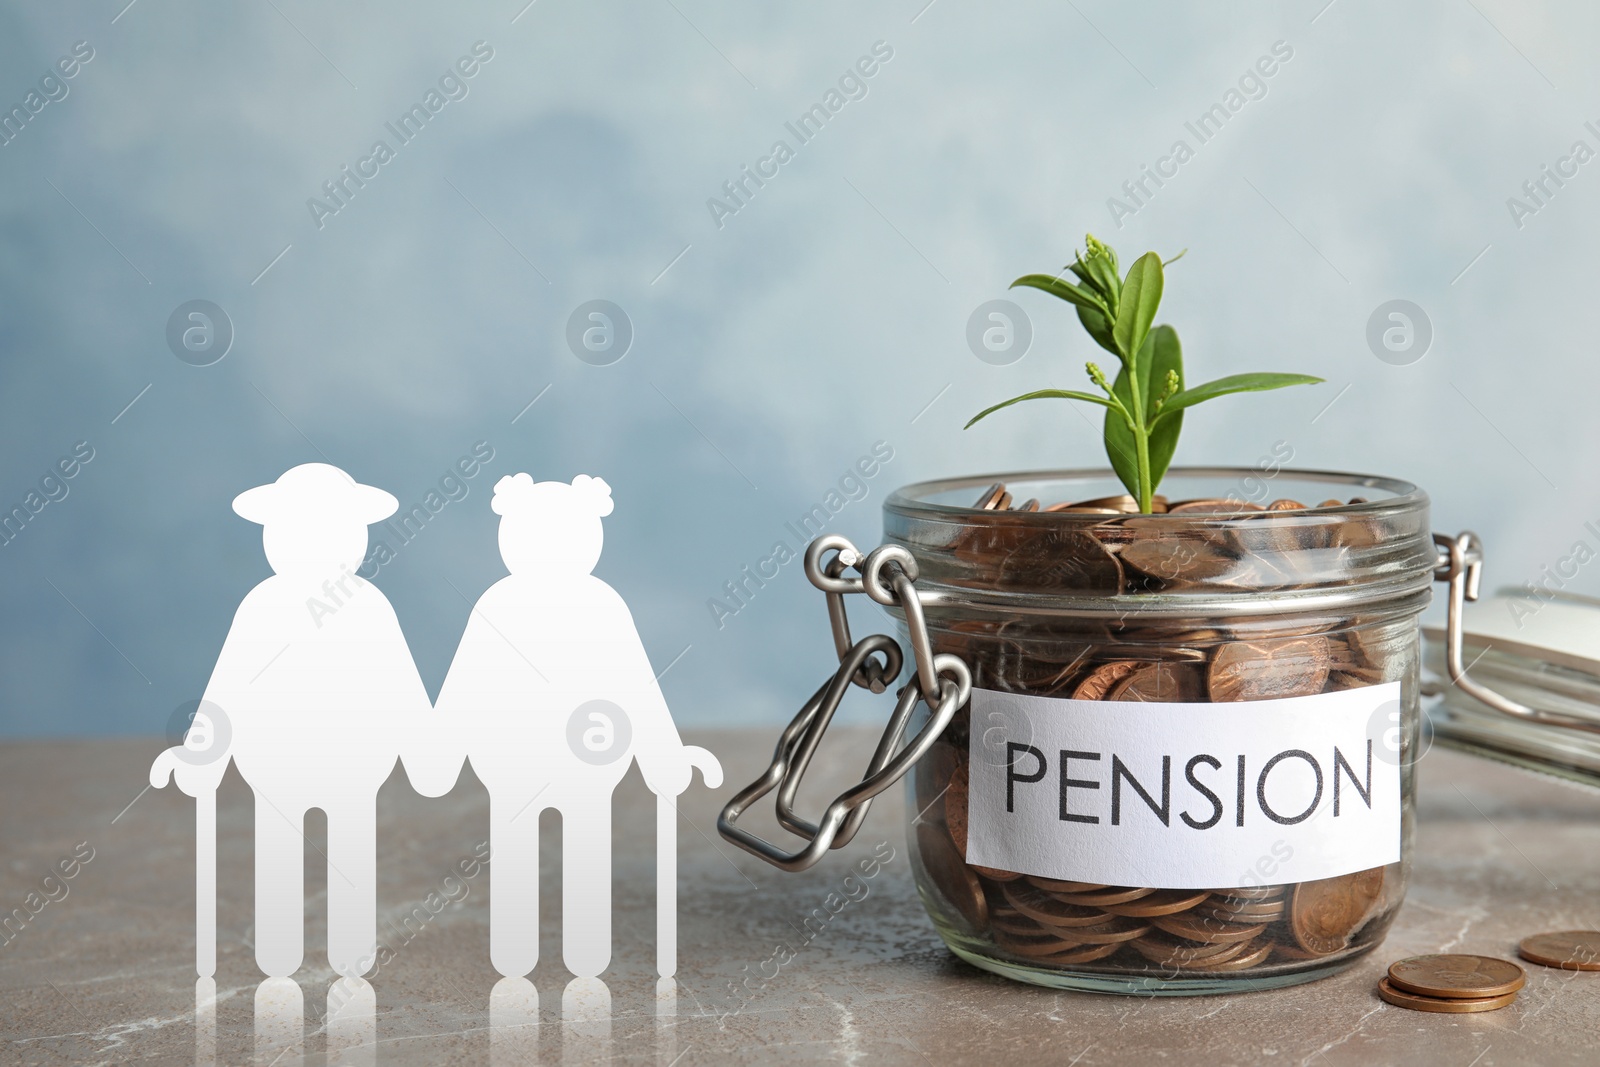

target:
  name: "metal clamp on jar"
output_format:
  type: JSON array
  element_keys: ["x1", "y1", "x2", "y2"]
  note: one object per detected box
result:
[{"x1": 720, "y1": 469, "x2": 1543, "y2": 995}]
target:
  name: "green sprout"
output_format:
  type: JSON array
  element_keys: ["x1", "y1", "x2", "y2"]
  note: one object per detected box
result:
[{"x1": 965, "y1": 235, "x2": 1324, "y2": 513}]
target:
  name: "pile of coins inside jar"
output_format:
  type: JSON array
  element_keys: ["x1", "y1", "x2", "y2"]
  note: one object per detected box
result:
[
  {"x1": 918, "y1": 737, "x2": 1388, "y2": 973},
  {"x1": 910, "y1": 482, "x2": 1408, "y2": 976}
]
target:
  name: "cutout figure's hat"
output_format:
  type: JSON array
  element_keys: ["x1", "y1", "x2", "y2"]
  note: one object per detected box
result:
[{"x1": 232, "y1": 463, "x2": 398, "y2": 526}]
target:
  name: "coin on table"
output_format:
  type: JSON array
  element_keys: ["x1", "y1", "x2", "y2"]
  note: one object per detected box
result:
[
  {"x1": 1387, "y1": 955, "x2": 1526, "y2": 998},
  {"x1": 1208, "y1": 636, "x2": 1330, "y2": 702},
  {"x1": 916, "y1": 821, "x2": 987, "y2": 930},
  {"x1": 1376, "y1": 978, "x2": 1517, "y2": 1013},
  {"x1": 1070, "y1": 660, "x2": 1143, "y2": 701},
  {"x1": 1518, "y1": 930, "x2": 1600, "y2": 971},
  {"x1": 1109, "y1": 662, "x2": 1206, "y2": 703},
  {"x1": 1291, "y1": 867, "x2": 1385, "y2": 956}
]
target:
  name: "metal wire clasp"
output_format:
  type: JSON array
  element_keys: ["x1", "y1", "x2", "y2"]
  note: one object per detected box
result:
[
  {"x1": 717, "y1": 536, "x2": 972, "y2": 872},
  {"x1": 1433, "y1": 531, "x2": 1600, "y2": 736}
]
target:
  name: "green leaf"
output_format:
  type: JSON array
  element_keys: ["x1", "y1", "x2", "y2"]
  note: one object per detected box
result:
[
  {"x1": 1112, "y1": 252, "x2": 1163, "y2": 368},
  {"x1": 965, "y1": 389, "x2": 1115, "y2": 430},
  {"x1": 1076, "y1": 304, "x2": 1119, "y2": 356},
  {"x1": 1104, "y1": 326, "x2": 1184, "y2": 499},
  {"x1": 1010, "y1": 274, "x2": 1109, "y2": 315},
  {"x1": 1155, "y1": 373, "x2": 1324, "y2": 420}
]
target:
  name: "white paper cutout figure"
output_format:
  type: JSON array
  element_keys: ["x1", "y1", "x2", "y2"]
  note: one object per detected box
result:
[
  {"x1": 150, "y1": 464, "x2": 432, "y2": 978},
  {"x1": 415, "y1": 473, "x2": 721, "y2": 979}
]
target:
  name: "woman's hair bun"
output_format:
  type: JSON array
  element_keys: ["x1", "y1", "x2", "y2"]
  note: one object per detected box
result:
[
  {"x1": 491, "y1": 472, "x2": 614, "y2": 518},
  {"x1": 490, "y1": 473, "x2": 535, "y2": 517},
  {"x1": 570, "y1": 474, "x2": 615, "y2": 517}
]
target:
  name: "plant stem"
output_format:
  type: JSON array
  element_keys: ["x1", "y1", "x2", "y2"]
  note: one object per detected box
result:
[{"x1": 1133, "y1": 425, "x2": 1153, "y2": 513}]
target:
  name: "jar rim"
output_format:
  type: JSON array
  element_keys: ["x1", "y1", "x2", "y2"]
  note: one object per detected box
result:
[
  {"x1": 881, "y1": 466, "x2": 1436, "y2": 620},
  {"x1": 884, "y1": 466, "x2": 1427, "y2": 521}
]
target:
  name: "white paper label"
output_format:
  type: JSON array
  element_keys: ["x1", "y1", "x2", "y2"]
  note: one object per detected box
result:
[{"x1": 965, "y1": 683, "x2": 1403, "y2": 889}]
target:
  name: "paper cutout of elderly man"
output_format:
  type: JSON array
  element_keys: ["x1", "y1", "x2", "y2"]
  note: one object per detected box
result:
[
  {"x1": 151, "y1": 463, "x2": 431, "y2": 978},
  {"x1": 409, "y1": 473, "x2": 720, "y2": 978}
]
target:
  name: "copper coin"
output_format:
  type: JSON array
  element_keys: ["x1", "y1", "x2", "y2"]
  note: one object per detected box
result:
[
  {"x1": 1131, "y1": 933, "x2": 1252, "y2": 967},
  {"x1": 1150, "y1": 913, "x2": 1267, "y2": 946},
  {"x1": 915, "y1": 821, "x2": 987, "y2": 930},
  {"x1": 1518, "y1": 930, "x2": 1600, "y2": 971},
  {"x1": 1207, "y1": 885, "x2": 1284, "y2": 901},
  {"x1": 1002, "y1": 884, "x2": 1122, "y2": 928},
  {"x1": 974, "y1": 866, "x2": 1024, "y2": 884},
  {"x1": 1070, "y1": 660, "x2": 1142, "y2": 701},
  {"x1": 916, "y1": 741, "x2": 961, "y2": 825},
  {"x1": 1099, "y1": 890, "x2": 1211, "y2": 918},
  {"x1": 994, "y1": 932, "x2": 1122, "y2": 964},
  {"x1": 974, "y1": 483, "x2": 1010, "y2": 510},
  {"x1": 1027, "y1": 876, "x2": 1108, "y2": 894},
  {"x1": 1166, "y1": 499, "x2": 1263, "y2": 514},
  {"x1": 1119, "y1": 536, "x2": 1238, "y2": 582},
  {"x1": 1023, "y1": 940, "x2": 1124, "y2": 965},
  {"x1": 1069, "y1": 493, "x2": 1168, "y2": 514},
  {"x1": 1199, "y1": 899, "x2": 1285, "y2": 923},
  {"x1": 1109, "y1": 662, "x2": 1206, "y2": 703},
  {"x1": 1053, "y1": 919, "x2": 1152, "y2": 945},
  {"x1": 1053, "y1": 885, "x2": 1157, "y2": 907},
  {"x1": 1316, "y1": 499, "x2": 1344, "y2": 509},
  {"x1": 1388, "y1": 955, "x2": 1526, "y2": 998},
  {"x1": 1291, "y1": 867, "x2": 1385, "y2": 956},
  {"x1": 1265, "y1": 499, "x2": 1308, "y2": 511},
  {"x1": 944, "y1": 762, "x2": 969, "y2": 855},
  {"x1": 996, "y1": 525, "x2": 1125, "y2": 594},
  {"x1": 1208, "y1": 636, "x2": 1330, "y2": 702},
  {"x1": 1201, "y1": 940, "x2": 1275, "y2": 971},
  {"x1": 1043, "y1": 503, "x2": 1126, "y2": 515},
  {"x1": 1014, "y1": 498, "x2": 1041, "y2": 512},
  {"x1": 1376, "y1": 978, "x2": 1517, "y2": 1014}
]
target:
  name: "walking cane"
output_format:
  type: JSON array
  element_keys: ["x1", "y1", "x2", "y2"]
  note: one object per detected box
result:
[
  {"x1": 659, "y1": 747, "x2": 722, "y2": 978},
  {"x1": 656, "y1": 793, "x2": 676, "y2": 978},
  {"x1": 196, "y1": 788, "x2": 217, "y2": 978}
]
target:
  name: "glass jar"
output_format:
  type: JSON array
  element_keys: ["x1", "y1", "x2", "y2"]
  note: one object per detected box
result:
[{"x1": 886, "y1": 468, "x2": 1439, "y2": 995}]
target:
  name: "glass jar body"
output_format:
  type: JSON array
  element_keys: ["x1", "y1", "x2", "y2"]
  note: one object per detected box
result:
[{"x1": 888, "y1": 469, "x2": 1434, "y2": 995}]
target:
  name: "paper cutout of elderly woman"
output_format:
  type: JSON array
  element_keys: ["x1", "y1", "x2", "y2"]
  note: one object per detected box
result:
[{"x1": 410, "y1": 473, "x2": 720, "y2": 978}]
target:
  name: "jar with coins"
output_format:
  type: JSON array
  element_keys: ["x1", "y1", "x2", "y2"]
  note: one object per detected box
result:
[
  {"x1": 716, "y1": 466, "x2": 1516, "y2": 995},
  {"x1": 881, "y1": 468, "x2": 1442, "y2": 994}
]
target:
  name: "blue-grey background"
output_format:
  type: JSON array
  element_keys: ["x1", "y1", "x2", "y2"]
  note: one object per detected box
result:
[{"x1": 3, "y1": 0, "x2": 1597, "y2": 737}]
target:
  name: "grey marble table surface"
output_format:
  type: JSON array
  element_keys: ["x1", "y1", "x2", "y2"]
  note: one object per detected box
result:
[{"x1": 2, "y1": 731, "x2": 1598, "y2": 1066}]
